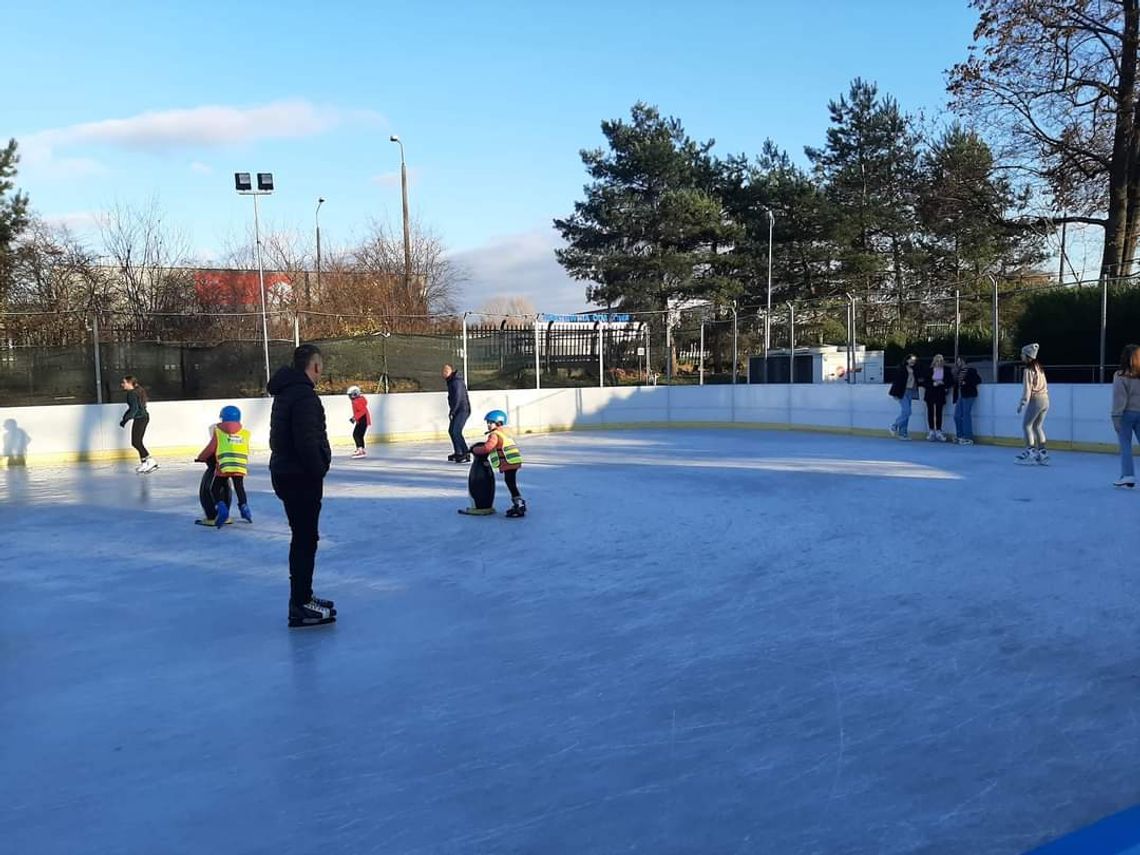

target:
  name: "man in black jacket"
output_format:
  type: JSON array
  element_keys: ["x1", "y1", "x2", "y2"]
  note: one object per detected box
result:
[
  {"x1": 269, "y1": 344, "x2": 335, "y2": 627},
  {"x1": 443, "y1": 363, "x2": 471, "y2": 463}
]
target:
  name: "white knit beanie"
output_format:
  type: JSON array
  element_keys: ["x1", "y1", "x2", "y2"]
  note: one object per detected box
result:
[{"x1": 1021, "y1": 343, "x2": 1040, "y2": 360}]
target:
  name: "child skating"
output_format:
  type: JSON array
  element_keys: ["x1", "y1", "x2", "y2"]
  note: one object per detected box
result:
[
  {"x1": 1016, "y1": 343, "x2": 1050, "y2": 465},
  {"x1": 194, "y1": 405, "x2": 253, "y2": 527},
  {"x1": 465, "y1": 409, "x2": 526, "y2": 517},
  {"x1": 347, "y1": 385, "x2": 371, "y2": 458}
]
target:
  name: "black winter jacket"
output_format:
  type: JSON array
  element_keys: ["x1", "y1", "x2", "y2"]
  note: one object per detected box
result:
[
  {"x1": 888, "y1": 364, "x2": 919, "y2": 399},
  {"x1": 268, "y1": 367, "x2": 331, "y2": 479},
  {"x1": 953, "y1": 366, "x2": 982, "y2": 402},
  {"x1": 447, "y1": 372, "x2": 470, "y2": 417}
]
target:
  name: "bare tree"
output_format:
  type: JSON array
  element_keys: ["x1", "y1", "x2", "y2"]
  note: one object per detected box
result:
[
  {"x1": 6, "y1": 219, "x2": 107, "y2": 345},
  {"x1": 348, "y1": 218, "x2": 465, "y2": 316},
  {"x1": 99, "y1": 199, "x2": 193, "y2": 334},
  {"x1": 949, "y1": 0, "x2": 1140, "y2": 277}
]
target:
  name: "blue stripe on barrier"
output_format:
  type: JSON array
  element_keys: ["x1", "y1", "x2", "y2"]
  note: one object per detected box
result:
[{"x1": 1027, "y1": 806, "x2": 1140, "y2": 854}]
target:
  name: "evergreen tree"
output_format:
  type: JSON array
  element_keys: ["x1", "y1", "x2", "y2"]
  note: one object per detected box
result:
[
  {"x1": 0, "y1": 138, "x2": 31, "y2": 306},
  {"x1": 554, "y1": 103, "x2": 740, "y2": 313}
]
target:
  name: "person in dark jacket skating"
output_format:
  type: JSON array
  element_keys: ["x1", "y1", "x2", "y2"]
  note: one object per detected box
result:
[
  {"x1": 269, "y1": 344, "x2": 335, "y2": 628},
  {"x1": 443, "y1": 363, "x2": 471, "y2": 463},
  {"x1": 120, "y1": 375, "x2": 157, "y2": 472}
]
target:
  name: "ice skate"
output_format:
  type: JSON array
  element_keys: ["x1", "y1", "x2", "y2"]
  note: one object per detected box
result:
[
  {"x1": 195, "y1": 517, "x2": 232, "y2": 526},
  {"x1": 139, "y1": 457, "x2": 158, "y2": 473},
  {"x1": 1014, "y1": 448, "x2": 1038, "y2": 465},
  {"x1": 447, "y1": 453, "x2": 458, "y2": 462},
  {"x1": 456, "y1": 453, "x2": 471, "y2": 464},
  {"x1": 288, "y1": 599, "x2": 336, "y2": 628},
  {"x1": 1036, "y1": 449, "x2": 1050, "y2": 466},
  {"x1": 505, "y1": 496, "x2": 527, "y2": 518},
  {"x1": 926, "y1": 430, "x2": 937, "y2": 442},
  {"x1": 1114, "y1": 476, "x2": 1136, "y2": 488},
  {"x1": 214, "y1": 501, "x2": 229, "y2": 529},
  {"x1": 310, "y1": 594, "x2": 336, "y2": 615},
  {"x1": 239, "y1": 503, "x2": 253, "y2": 522},
  {"x1": 350, "y1": 448, "x2": 366, "y2": 459},
  {"x1": 936, "y1": 431, "x2": 948, "y2": 442}
]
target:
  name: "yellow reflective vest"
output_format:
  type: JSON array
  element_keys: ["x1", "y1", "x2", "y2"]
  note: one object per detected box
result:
[
  {"x1": 488, "y1": 427, "x2": 522, "y2": 471},
  {"x1": 215, "y1": 427, "x2": 251, "y2": 476}
]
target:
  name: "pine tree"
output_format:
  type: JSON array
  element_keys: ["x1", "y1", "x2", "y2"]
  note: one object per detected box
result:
[{"x1": 0, "y1": 138, "x2": 31, "y2": 307}]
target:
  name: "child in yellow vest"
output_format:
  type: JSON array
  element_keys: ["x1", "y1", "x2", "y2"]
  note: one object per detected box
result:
[
  {"x1": 194, "y1": 405, "x2": 252, "y2": 528},
  {"x1": 472, "y1": 409, "x2": 526, "y2": 517}
]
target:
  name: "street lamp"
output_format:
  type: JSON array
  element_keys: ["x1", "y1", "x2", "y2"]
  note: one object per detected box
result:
[
  {"x1": 315, "y1": 197, "x2": 325, "y2": 305},
  {"x1": 761, "y1": 205, "x2": 775, "y2": 355},
  {"x1": 389, "y1": 135, "x2": 413, "y2": 306},
  {"x1": 235, "y1": 171, "x2": 274, "y2": 388}
]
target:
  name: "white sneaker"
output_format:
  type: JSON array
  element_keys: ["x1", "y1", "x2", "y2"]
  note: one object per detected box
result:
[
  {"x1": 888, "y1": 424, "x2": 898, "y2": 437},
  {"x1": 898, "y1": 434, "x2": 911, "y2": 442},
  {"x1": 1015, "y1": 448, "x2": 1038, "y2": 465},
  {"x1": 350, "y1": 449, "x2": 366, "y2": 458},
  {"x1": 926, "y1": 431, "x2": 936, "y2": 441},
  {"x1": 957, "y1": 438, "x2": 974, "y2": 446},
  {"x1": 936, "y1": 431, "x2": 948, "y2": 442},
  {"x1": 1036, "y1": 449, "x2": 1050, "y2": 466},
  {"x1": 1114, "y1": 476, "x2": 1135, "y2": 488}
]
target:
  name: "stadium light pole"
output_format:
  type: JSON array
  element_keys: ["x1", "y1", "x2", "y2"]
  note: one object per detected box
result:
[
  {"x1": 235, "y1": 171, "x2": 273, "y2": 389},
  {"x1": 389, "y1": 135, "x2": 413, "y2": 304},
  {"x1": 315, "y1": 197, "x2": 325, "y2": 305}
]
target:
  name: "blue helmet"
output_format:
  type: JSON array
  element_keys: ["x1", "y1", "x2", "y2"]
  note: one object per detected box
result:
[
  {"x1": 220, "y1": 405, "x2": 241, "y2": 422},
  {"x1": 484, "y1": 409, "x2": 508, "y2": 426}
]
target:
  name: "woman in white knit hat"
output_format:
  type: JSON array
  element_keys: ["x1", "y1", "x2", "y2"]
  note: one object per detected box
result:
[{"x1": 1016, "y1": 343, "x2": 1049, "y2": 465}]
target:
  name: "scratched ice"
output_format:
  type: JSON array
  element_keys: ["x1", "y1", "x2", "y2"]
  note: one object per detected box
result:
[{"x1": 2, "y1": 429, "x2": 1138, "y2": 854}]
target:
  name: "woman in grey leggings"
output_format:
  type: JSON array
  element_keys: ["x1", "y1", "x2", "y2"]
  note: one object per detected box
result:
[{"x1": 1016, "y1": 343, "x2": 1049, "y2": 465}]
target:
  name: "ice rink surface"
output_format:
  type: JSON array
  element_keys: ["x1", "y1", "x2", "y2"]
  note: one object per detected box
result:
[{"x1": 3, "y1": 428, "x2": 1140, "y2": 854}]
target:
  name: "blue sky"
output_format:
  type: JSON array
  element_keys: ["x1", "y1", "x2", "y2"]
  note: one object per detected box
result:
[{"x1": 8, "y1": 0, "x2": 995, "y2": 311}]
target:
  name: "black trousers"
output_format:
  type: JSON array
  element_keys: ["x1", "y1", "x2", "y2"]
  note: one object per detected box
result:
[
  {"x1": 925, "y1": 398, "x2": 945, "y2": 431},
  {"x1": 272, "y1": 473, "x2": 323, "y2": 605},
  {"x1": 198, "y1": 461, "x2": 233, "y2": 518},
  {"x1": 131, "y1": 417, "x2": 150, "y2": 460},
  {"x1": 449, "y1": 408, "x2": 470, "y2": 456},
  {"x1": 353, "y1": 420, "x2": 368, "y2": 449},
  {"x1": 504, "y1": 468, "x2": 521, "y2": 499},
  {"x1": 212, "y1": 474, "x2": 247, "y2": 506}
]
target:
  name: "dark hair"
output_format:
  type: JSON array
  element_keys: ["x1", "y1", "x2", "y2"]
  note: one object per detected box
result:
[
  {"x1": 1025, "y1": 358, "x2": 1043, "y2": 374},
  {"x1": 122, "y1": 375, "x2": 148, "y2": 406},
  {"x1": 1120, "y1": 344, "x2": 1140, "y2": 377},
  {"x1": 293, "y1": 344, "x2": 322, "y2": 372}
]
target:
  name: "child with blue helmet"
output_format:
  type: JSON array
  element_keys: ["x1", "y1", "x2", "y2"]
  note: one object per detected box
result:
[
  {"x1": 471, "y1": 409, "x2": 526, "y2": 517},
  {"x1": 194, "y1": 404, "x2": 253, "y2": 527}
]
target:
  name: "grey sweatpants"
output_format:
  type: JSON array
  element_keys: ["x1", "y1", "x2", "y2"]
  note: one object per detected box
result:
[{"x1": 1023, "y1": 394, "x2": 1049, "y2": 448}]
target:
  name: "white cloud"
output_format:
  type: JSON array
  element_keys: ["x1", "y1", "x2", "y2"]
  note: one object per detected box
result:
[
  {"x1": 451, "y1": 228, "x2": 591, "y2": 314},
  {"x1": 190, "y1": 161, "x2": 213, "y2": 175},
  {"x1": 41, "y1": 211, "x2": 104, "y2": 232},
  {"x1": 26, "y1": 100, "x2": 380, "y2": 152}
]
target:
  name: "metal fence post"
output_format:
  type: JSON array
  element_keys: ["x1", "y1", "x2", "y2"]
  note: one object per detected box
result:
[
  {"x1": 534, "y1": 315, "x2": 541, "y2": 390},
  {"x1": 462, "y1": 312, "x2": 470, "y2": 383},
  {"x1": 666, "y1": 313, "x2": 672, "y2": 384},
  {"x1": 1100, "y1": 277, "x2": 1109, "y2": 383},
  {"x1": 92, "y1": 315, "x2": 103, "y2": 404},
  {"x1": 732, "y1": 301, "x2": 738, "y2": 385},
  {"x1": 645, "y1": 323, "x2": 651, "y2": 385},
  {"x1": 954, "y1": 289, "x2": 960, "y2": 363},
  {"x1": 788, "y1": 302, "x2": 795, "y2": 384},
  {"x1": 699, "y1": 321, "x2": 705, "y2": 386},
  {"x1": 598, "y1": 322, "x2": 604, "y2": 387},
  {"x1": 990, "y1": 275, "x2": 999, "y2": 383},
  {"x1": 293, "y1": 315, "x2": 300, "y2": 348}
]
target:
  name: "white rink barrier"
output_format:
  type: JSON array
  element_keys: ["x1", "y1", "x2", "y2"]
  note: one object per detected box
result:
[{"x1": 0, "y1": 383, "x2": 1121, "y2": 465}]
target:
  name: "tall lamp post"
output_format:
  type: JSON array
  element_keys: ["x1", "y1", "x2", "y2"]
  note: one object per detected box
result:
[
  {"x1": 314, "y1": 197, "x2": 325, "y2": 306},
  {"x1": 389, "y1": 135, "x2": 413, "y2": 304},
  {"x1": 235, "y1": 171, "x2": 273, "y2": 388},
  {"x1": 762, "y1": 206, "x2": 775, "y2": 355}
]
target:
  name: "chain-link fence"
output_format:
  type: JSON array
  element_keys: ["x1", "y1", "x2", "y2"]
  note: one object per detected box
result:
[{"x1": 4, "y1": 276, "x2": 1139, "y2": 406}]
